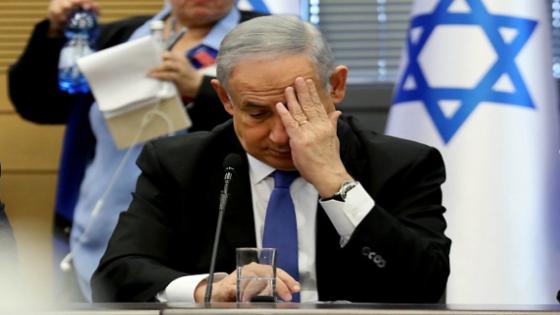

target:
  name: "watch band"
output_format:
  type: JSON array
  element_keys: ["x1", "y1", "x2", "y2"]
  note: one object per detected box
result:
[{"x1": 320, "y1": 180, "x2": 358, "y2": 202}]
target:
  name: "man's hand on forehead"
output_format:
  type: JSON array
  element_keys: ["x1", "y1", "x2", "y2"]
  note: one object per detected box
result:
[
  {"x1": 275, "y1": 77, "x2": 352, "y2": 198},
  {"x1": 278, "y1": 77, "x2": 330, "y2": 127}
]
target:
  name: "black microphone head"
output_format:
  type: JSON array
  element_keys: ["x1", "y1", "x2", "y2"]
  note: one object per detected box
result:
[{"x1": 223, "y1": 153, "x2": 242, "y2": 172}]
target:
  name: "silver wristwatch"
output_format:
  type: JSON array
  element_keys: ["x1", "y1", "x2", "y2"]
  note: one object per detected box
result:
[{"x1": 321, "y1": 181, "x2": 358, "y2": 202}]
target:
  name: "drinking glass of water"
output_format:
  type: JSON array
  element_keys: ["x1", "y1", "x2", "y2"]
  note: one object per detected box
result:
[{"x1": 236, "y1": 248, "x2": 277, "y2": 302}]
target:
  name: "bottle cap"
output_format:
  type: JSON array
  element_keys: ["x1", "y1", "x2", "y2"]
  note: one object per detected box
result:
[
  {"x1": 65, "y1": 9, "x2": 98, "y2": 39},
  {"x1": 150, "y1": 20, "x2": 165, "y2": 32}
]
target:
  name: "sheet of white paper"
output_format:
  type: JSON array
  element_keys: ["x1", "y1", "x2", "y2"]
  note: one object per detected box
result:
[{"x1": 77, "y1": 35, "x2": 173, "y2": 116}]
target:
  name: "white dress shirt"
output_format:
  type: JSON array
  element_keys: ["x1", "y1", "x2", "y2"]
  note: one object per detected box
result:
[{"x1": 158, "y1": 153, "x2": 375, "y2": 303}]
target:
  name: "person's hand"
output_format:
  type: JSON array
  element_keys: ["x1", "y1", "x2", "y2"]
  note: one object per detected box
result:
[
  {"x1": 147, "y1": 51, "x2": 204, "y2": 99},
  {"x1": 276, "y1": 77, "x2": 353, "y2": 198},
  {"x1": 47, "y1": 0, "x2": 100, "y2": 38},
  {"x1": 193, "y1": 264, "x2": 300, "y2": 303}
]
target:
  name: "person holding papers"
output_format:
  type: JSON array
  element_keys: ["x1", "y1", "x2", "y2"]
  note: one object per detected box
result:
[
  {"x1": 8, "y1": 0, "x2": 261, "y2": 301},
  {"x1": 93, "y1": 15, "x2": 451, "y2": 304}
]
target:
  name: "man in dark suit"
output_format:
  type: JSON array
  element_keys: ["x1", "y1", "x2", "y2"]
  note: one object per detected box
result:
[{"x1": 92, "y1": 15, "x2": 451, "y2": 304}]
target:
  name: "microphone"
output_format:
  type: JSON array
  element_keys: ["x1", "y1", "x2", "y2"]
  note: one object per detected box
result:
[{"x1": 204, "y1": 153, "x2": 242, "y2": 303}]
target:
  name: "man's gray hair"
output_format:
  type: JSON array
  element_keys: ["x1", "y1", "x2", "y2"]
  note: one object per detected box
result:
[{"x1": 216, "y1": 15, "x2": 335, "y2": 89}]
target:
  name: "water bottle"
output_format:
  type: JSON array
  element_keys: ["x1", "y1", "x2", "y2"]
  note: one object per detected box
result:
[
  {"x1": 150, "y1": 20, "x2": 165, "y2": 49},
  {"x1": 58, "y1": 10, "x2": 99, "y2": 94},
  {"x1": 150, "y1": 20, "x2": 175, "y2": 99}
]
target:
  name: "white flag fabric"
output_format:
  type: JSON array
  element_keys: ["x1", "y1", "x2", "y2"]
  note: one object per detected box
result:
[
  {"x1": 237, "y1": 0, "x2": 304, "y2": 16},
  {"x1": 386, "y1": 0, "x2": 560, "y2": 304}
]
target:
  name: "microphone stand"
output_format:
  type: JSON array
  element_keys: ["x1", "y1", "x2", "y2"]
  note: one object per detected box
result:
[{"x1": 204, "y1": 164, "x2": 235, "y2": 304}]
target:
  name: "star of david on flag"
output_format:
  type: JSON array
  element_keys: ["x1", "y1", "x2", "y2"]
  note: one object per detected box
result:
[
  {"x1": 386, "y1": 0, "x2": 560, "y2": 305},
  {"x1": 392, "y1": 0, "x2": 537, "y2": 143}
]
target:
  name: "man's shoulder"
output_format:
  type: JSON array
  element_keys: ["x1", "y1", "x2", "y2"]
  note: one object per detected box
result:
[
  {"x1": 342, "y1": 115, "x2": 444, "y2": 179},
  {"x1": 342, "y1": 115, "x2": 445, "y2": 191},
  {"x1": 138, "y1": 121, "x2": 239, "y2": 182},
  {"x1": 345, "y1": 115, "x2": 437, "y2": 156},
  {"x1": 148, "y1": 120, "x2": 236, "y2": 156}
]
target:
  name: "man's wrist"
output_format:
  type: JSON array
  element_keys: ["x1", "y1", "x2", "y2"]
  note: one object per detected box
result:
[
  {"x1": 320, "y1": 180, "x2": 359, "y2": 202},
  {"x1": 160, "y1": 274, "x2": 215, "y2": 303},
  {"x1": 194, "y1": 279, "x2": 208, "y2": 303},
  {"x1": 316, "y1": 172, "x2": 354, "y2": 199}
]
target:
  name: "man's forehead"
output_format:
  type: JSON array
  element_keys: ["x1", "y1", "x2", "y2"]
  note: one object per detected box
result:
[
  {"x1": 228, "y1": 56, "x2": 319, "y2": 89},
  {"x1": 232, "y1": 71, "x2": 317, "y2": 90}
]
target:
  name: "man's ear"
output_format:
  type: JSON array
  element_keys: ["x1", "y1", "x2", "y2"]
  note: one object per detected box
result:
[
  {"x1": 329, "y1": 65, "x2": 348, "y2": 104},
  {"x1": 211, "y1": 79, "x2": 234, "y2": 116}
]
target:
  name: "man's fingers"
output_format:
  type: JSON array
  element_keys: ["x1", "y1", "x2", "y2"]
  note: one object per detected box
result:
[
  {"x1": 161, "y1": 51, "x2": 177, "y2": 61},
  {"x1": 86, "y1": 4, "x2": 101, "y2": 16},
  {"x1": 285, "y1": 85, "x2": 307, "y2": 124},
  {"x1": 148, "y1": 59, "x2": 178, "y2": 75},
  {"x1": 148, "y1": 72, "x2": 177, "y2": 82},
  {"x1": 293, "y1": 77, "x2": 313, "y2": 117},
  {"x1": 49, "y1": 0, "x2": 100, "y2": 30},
  {"x1": 276, "y1": 268, "x2": 300, "y2": 293},
  {"x1": 329, "y1": 110, "x2": 342, "y2": 128},
  {"x1": 161, "y1": 60, "x2": 177, "y2": 71},
  {"x1": 212, "y1": 275, "x2": 238, "y2": 302},
  {"x1": 274, "y1": 278, "x2": 293, "y2": 301},
  {"x1": 81, "y1": 0, "x2": 100, "y2": 12},
  {"x1": 294, "y1": 77, "x2": 325, "y2": 122},
  {"x1": 241, "y1": 278, "x2": 270, "y2": 302},
  {"x1": 276, "y1": 102, "x2": 300, "y2": 138},
  {"x1": 305, "y1": 78, "x2": 328, "y2": 120}
]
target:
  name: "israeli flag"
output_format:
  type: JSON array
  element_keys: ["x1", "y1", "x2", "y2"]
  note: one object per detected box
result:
[
  {"x1": 238, "y1": 0, "x2": 306, "y2": 17},
  {"x1": 386, "y1": 0, "x2": 560, "y2": 304}
]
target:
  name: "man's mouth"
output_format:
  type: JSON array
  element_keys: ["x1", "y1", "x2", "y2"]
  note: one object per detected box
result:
[{"x1": 269, "y1": 148, "x2": 291, "y2": 156}]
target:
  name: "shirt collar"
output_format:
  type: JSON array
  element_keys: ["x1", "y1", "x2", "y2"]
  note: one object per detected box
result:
[
  {"x1": 153, "y1": 6, "x2": 240, "y2": 51},
  {"x1": 246, "y1": 154, "x2": 275, "y2": 185},
  {"x1": 127, "y1": 5, "x2": 173, "y2": 41},
  {"x1": 201, "y1": 7, "x2": 240, "y2": 50}
]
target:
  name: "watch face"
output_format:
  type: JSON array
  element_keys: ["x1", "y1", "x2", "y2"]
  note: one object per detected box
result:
[{"x1": 338, "y1": 181, "x2": 358, "y2": 201}]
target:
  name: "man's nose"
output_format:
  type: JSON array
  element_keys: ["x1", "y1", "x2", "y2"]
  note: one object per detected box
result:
[{"x1": 269, "y1": 116, "x2": 289, "y2": 145}]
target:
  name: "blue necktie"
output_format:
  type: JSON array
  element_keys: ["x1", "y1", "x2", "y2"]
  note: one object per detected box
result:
[{"x1": 262, "y1": 170, "x2": 300, "y2": 302}]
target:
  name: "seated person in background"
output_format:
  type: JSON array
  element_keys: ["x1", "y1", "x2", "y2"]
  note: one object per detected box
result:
[
  {"x1": 8, "y1": 0, "x2": 261, "y2": 301},
  {"x1": 92, "y1": 15, "x2": 451, "y2": 303}
]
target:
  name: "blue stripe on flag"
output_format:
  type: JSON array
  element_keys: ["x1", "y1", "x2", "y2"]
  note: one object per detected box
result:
[{"x1": 247, "y1": 0, "x2": 270, "y2": 14}]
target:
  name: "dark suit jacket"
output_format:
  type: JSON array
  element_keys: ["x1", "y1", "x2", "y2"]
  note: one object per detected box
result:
[{"x1": 92, "y1": 115, "x2": 451, "y2": 303}]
